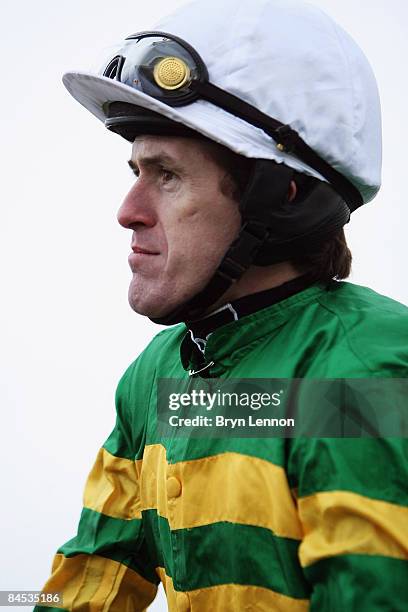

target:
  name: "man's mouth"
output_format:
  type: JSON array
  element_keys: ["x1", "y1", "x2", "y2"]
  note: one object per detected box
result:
[
  {"x1": 129, "y1": 245, "x2": 160, "y2": 270},
  {"x1": 131, "y1": 244, "x2": 160, "y2": 255}
]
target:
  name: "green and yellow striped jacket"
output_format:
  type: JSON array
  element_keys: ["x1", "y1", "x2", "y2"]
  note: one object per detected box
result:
[{"x1": 36, "y1": 282, "x2": 408, "y2": 611}]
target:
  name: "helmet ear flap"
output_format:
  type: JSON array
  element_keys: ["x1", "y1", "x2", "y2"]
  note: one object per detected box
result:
[
  {"x1": 252, "y1": 175, "x2": 350, "y2": 266},
  {"x1": 289, "y1": 171, "x2": 320, "y2": 204}
]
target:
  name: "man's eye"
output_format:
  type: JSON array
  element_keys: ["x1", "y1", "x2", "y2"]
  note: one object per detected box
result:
[{"x1": 160, "y1": 168, "x2": 175, "y2": 183}]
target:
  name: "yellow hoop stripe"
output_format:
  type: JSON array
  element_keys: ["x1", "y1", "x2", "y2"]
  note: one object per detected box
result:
[
  {"x1": 156, "y1": 567, "x2": 309, "y2": 612},
  {"x1": 83, "y1": 448, "x2": 143, "y2": 520},
  {"x1": 298, "y1": 490, "x2": 408, "y2": 567},
  {"x1": 139, "y1": 444, "x2": 302, "y2": 539},
  {"x1": 41, "y1": 553, "x2": 157, "y2": 611}
]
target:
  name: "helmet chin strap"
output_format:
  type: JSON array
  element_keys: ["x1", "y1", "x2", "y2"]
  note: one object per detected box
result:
[{"x1": 150, "y1": 161, "x2": 295, "y2": 326}]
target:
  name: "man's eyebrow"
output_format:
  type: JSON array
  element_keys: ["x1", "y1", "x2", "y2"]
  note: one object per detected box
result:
[{"x1": 127, "y1": 153, "x2": 182, "y2": 170}]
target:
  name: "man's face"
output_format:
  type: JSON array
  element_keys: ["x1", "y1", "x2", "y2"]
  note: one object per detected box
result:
[{"x1": 117, "y1": 135, "x2": 241, "y2": 318}]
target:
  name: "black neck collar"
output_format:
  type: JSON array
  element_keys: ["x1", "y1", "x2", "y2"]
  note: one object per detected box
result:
[{"x1": 186, "y1": 272, "x2": 315, "y2": 341}]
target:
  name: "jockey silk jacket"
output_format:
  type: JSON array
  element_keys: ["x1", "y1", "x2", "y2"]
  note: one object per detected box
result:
[{"x1": 36, "y1": 281, "x2": 408, "y2": 611}]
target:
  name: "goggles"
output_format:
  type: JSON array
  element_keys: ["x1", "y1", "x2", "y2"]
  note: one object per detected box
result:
[
  {"x1": 102, "y1": 31, "x2": 208, "y2": 106},
  {"x1": 101, "y1": 31, "x2": 362, "y2": 211}
]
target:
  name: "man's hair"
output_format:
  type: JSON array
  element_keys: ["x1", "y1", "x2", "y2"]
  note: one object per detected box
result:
[{"x1": 203, "y1": 140, "x2": 352, "y2": 283}]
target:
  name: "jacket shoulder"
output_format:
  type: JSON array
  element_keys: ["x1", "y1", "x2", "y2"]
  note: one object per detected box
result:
[
  {"x1": 317, "y1": 281, "x2": 408, "y2": 375},
  {"x1": 118, "y1": 323, "x2": 186, "y2": 387}
]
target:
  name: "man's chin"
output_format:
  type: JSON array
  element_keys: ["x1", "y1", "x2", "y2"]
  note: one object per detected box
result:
[
  {"x1": 128, "y1": 292, "x2": 178, "y2": 319},
  {"x1": 127, "y1": 277, "x2": 210, "y2": 320}
]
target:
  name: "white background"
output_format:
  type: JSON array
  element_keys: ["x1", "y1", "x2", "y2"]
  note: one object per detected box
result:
[{"x1": 1, "y1": 1, "x2": 407, "y2": 611}]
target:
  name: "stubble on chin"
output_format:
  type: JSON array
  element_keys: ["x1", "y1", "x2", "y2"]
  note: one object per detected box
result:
[
  {"x1": 127, "y1": 273, "x2": 206, "y2": 318},
  {"x1": 127, "y1": 276, "x2": 175, "y2": 318}
]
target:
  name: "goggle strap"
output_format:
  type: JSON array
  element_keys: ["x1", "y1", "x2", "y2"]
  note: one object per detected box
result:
[{"x1": 194, "y1": 80, "x2": 362, "y2": 212}]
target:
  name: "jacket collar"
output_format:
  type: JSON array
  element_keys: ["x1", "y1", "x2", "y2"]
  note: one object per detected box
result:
[{"x1": 181, "y1": 276, "x2": 326, "y2": 376}]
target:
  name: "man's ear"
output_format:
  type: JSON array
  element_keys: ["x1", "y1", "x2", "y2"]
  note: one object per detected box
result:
[{"x1": 288, "y1": 180, "x2": 297, "y2": 202}]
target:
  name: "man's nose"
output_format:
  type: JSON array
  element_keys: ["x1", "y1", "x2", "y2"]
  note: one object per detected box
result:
[{"x1": 117, "y1": 181, "x2": 156, "y2": 229}]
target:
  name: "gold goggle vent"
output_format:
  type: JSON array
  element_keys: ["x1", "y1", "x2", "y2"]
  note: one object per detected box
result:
[{"x1": 153, "y1": 57, "x2": 190, "y2": 90}]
